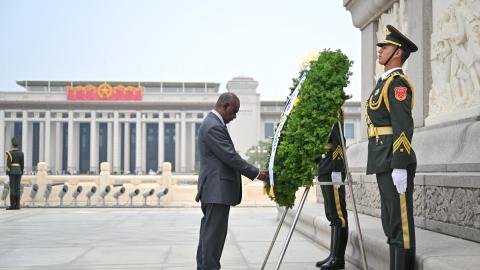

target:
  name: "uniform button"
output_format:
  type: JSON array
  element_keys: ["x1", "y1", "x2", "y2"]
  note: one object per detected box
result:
[{"x1": 400, "y1": 148, "x2": 404, "y2": 152}]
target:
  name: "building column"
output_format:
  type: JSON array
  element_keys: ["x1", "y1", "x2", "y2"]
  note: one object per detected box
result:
[
  {"x1": 190, "y1": 122, "x2": 196, "y2": 172},
  {"x1": 107, "y1": 121, "x2": 113, "y2": 171},
  {"x1": 135, "y1": 112, "x2": 142, "y2": 173},
  {"x1": 360, "y1": 22, "x2": 378, "y2": 140},
  {"x1": 0, "y1": 111, "x2": 4, "y2": 173},
  {"x1": 180, "y1": 112, "x2": 187, "y2": 172},
  {"x1": 175, "y1": 122, "x2": 180, "y2": 172},
  {"x1": 67, "y1": 111, "x2": 74, "y2": 173},
  {"x1": 158, "y1": 114, "x2": 164, "y2": 170},
  {"x1": 3, "y1": 122, "x2": 13, "y2": 172},
  {"x1": 39, "y1": 121, "x2": 45, "y2": 165},
  {"x1": 4, "y1": 122, "x2": 13, "y2": 151},
  {"x1": 8, "y1": 122, "x2": 15, "y2": 141},
  {"x1": 44, "y1": 112, "x2": 51, "y2": 168},
  {"x1": 27, "y1": 122, "x2": 33, "y2": 171},
  {"x1": 90, "y1": 112, "x2": 97, "y2": 173},
  {"x1": 22, "y1": 113, "x2": 29, "y2": 172},
  {"x1": 141, "y1": 121, "x2": 146, "y2": 173},
  {"x1": 112, "y1": 111, "x2": 120, "y2": 173},
  {"x1": 55, "y1": 122, "x2": 62, "y2": 173},
  {"x1": 407, "y1": 0, "x2": 431, "y2": 127},
  {"x1": 124, "y1": 122, "x2": 130, "y2": 173}
]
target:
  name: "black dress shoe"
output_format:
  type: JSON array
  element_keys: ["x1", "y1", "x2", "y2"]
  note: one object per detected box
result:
[{"x1": 6, "y1": 207, "x2": 15, "y2": 210}]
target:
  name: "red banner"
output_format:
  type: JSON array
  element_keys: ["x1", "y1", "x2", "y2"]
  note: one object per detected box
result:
[{"x1": 67, "y1": 83, "x2": 143, "y2": 100}]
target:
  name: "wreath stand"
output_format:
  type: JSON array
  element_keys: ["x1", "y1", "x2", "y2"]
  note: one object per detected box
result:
[{"x1": 261, "y1": 118, "x2": 369, "y2": 270}]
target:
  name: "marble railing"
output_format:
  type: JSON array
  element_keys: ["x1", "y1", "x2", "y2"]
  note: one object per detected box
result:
[{"x1": 0, "y1": 162, "x2": 315, "y2": 208}]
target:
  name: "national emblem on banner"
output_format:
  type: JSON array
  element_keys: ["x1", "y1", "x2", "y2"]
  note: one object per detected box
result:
[{"x1": 97, "y1": 83, "x2": 114, "y2": 99}]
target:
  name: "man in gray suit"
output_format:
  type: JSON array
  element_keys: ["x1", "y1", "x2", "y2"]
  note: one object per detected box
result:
[{"x1": 195, "y1": 92, "x2": 269, "y2": 270}]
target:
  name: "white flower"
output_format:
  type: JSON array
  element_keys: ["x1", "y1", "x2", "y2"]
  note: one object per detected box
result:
[{"x1": 300, "y1": 51, "x2": 320, "y2": 71}]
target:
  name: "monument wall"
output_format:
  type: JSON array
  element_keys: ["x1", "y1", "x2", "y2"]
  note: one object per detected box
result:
[{"x1": 338, "y1": 0, "x2": 480, "y2": 242}]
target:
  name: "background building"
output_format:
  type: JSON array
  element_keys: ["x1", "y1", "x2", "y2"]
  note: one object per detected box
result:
[{"x1": 0, "y1": 76, "x2": 360, "y2": 174}]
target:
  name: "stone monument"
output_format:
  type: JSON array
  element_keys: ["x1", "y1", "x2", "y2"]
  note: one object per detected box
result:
[{"x1": 343, "y1": 0, "x2": 480, "y2": 242}]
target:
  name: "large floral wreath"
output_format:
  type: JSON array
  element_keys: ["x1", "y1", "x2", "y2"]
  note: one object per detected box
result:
[{"x1": 265, "y1": 49, "x2": 352, "y2": 208}]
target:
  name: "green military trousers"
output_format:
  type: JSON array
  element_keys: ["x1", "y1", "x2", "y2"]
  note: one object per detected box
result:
[
  {"x1": 319, "y1": 173, "x2": 348, "y2": 228},
  {"x1": 9, "y1": 174, "x2": 22, "y2": 209},
  {"x1": 376, "y1": 164, "x2": 416, "y2": 249}
]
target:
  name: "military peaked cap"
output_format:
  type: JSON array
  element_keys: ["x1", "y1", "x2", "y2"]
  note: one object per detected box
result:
[
  {"x1": 11, "y1": 137, "x2": 19, "y2": 146},
  {"x1": 377, "y1": 25, "x2": 418, "y2": 53}
]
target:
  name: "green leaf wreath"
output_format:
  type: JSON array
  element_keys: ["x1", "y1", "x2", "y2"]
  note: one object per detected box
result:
[{"x1": 265, "y1": 49, "x2": 352, "y2": 208}]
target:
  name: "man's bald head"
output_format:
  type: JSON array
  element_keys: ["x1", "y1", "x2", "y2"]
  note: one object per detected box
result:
[
  {"x1": 214, "y1": 92, "x2": 240, "y2": 124},
  {"x1": 215, "y1": 92, "x2": 239, "y2": 108}
]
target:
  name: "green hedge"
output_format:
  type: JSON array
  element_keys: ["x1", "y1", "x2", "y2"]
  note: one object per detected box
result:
[{"x1": 265, "y1": 50, "x2": 352, "y2": 208}]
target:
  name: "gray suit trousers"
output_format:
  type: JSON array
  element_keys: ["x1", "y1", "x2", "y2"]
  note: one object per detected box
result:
[{"x1": 196, "y1": 203, "x2": 230, "y2": 270}]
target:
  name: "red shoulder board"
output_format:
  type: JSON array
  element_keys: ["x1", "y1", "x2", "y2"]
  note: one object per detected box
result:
[{"x1": 394, "y1": 86, "x2": 407, "y2": 101}]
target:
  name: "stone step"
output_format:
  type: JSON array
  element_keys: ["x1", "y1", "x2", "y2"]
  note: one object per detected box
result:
[{"x1": 279, "y1": 202, "x2": 480, "y2": 270}]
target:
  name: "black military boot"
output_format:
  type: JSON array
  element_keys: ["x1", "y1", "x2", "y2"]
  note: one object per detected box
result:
[
  {"x1": 389, "y1": 245, "x2": 395, "y2": 270},
  {"x1": 15, "y1": 193, "x2": 21, "y2": 209},
  {"x1": 316, "y1": 226, "x2": 334, "y2": 268},
  {"x1": 321, "y1": 225, "x2": 346, "y2": 270},
  {"x1": 7, "y1": 193, "x2": 15, "y2": 210},
  {"x1": 395, "y1": 247, "x2": 415, "y2": 270}
]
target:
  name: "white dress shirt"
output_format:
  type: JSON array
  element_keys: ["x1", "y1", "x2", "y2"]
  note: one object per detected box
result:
[
  {"x1": 211, "y1": 109, "x2": 225, "y2": 126},
  {"x1": 381, "y1": 67, "x2": 402, "y2": 80}
]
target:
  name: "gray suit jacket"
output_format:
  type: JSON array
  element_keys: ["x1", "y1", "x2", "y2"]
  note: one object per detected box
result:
[{"x1": 195, "y1": 112, "x2": 259, "y2": 206}]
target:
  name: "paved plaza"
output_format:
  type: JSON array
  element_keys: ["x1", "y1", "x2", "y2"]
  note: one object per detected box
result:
[{"x1": 0, "y1": 207, "x2": 359, "y2": 270}]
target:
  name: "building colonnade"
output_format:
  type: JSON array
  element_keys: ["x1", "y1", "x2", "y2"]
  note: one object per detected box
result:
[{"x1": 0, "y1": 110, "x2": 206, "y2": 174}]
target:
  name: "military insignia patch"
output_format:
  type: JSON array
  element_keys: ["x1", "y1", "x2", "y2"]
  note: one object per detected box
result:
[{"x1": 394, "y1": 87, "x2": 407, "y2": 101}]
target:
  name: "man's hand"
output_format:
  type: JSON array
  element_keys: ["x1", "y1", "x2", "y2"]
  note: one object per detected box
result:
[
  {"x1": 257, "y1": 170, "x2": 269, "y2": 181},
  {"x1": 331, "y1": 171, "x2": 342, "y2": 188},
  {"x1": 392, "y1": 168, "x2": 407, "y2": 193}
]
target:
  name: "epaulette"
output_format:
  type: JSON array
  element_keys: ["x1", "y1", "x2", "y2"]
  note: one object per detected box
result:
[
  {"x1": 390, "y1": 72, "x2": 414, "y2": 109},
  {"x1": 369, "y1": 71, "x2": 414, "y2": 112},
  {"x1": 6, "y1": 151, "x2": 12, "y2": 162}
]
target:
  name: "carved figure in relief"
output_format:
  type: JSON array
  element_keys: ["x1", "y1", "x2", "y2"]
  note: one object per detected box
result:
[
  {"x1": 430, "y1": 12, "x2": 455, "y2": 113},
  {"x1": 429, "y1": 0, "x2": 480, "y2": 114}
]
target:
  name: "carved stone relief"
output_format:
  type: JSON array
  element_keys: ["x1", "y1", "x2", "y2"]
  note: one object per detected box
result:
[
  {"x1": 338, "y1": 179, "x2": 480, "y2": 231},
  {"x1": 429, "y1": 0, "x2": 480, "y2": 116},
  {"x1": 375, "y1": 0, "x2": 408, "y2": 82},
  {"x1": 425, "y1": 186, "x2": 480, "y2": 229}
]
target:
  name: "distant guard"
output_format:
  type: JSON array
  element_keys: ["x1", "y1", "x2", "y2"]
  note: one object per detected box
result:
[
  {"x1": 366, "y1": 25, "x2": 418, "y2": 270},
  {"x1": 6, "y1": 137, "x2": 24, "y2": 210}
]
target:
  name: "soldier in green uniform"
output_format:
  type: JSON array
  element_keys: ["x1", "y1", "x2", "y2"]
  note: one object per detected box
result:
[
  {"x1": 6, "y1": 138, "x2": 24, "y2": 210},
  {"x1": 315, "y1": 111, "x2": 348, "y2": 270},
  {"x1": 366, "y1": 25, "x2": 417, "y2": 270}
]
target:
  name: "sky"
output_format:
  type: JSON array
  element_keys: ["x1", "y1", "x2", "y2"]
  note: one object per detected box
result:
[{"x1": 0, "y1": 0, "x2": 361, "y2": 101}]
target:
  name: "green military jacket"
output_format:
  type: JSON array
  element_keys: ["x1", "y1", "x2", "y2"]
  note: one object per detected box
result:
[
  {"x1": 366, "y1": 69, "x2": 416, "y2": 174},
  {"x1": 317, "y1": 121, "x2": 346, "y2": 177},
  {"x1": 6, "y1": 148, "x2": 24, "y2": 175}
]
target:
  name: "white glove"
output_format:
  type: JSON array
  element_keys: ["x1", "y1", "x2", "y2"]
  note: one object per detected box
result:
[
  {"x1": 392, "y1": 169, "x2": 407, "y2": 193},
  {"x1": 331, "y1": 171, "x2": 342, "y2": 188}
]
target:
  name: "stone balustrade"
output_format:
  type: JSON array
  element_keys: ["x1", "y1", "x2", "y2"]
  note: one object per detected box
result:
[{"x1": 0, "y1": 162, "x2": 316, "y2": 208}]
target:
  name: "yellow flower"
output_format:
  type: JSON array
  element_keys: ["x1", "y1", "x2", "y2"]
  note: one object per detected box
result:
[{"x1": 300, "y1": 51, "x2": 320, "y2": 71}]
